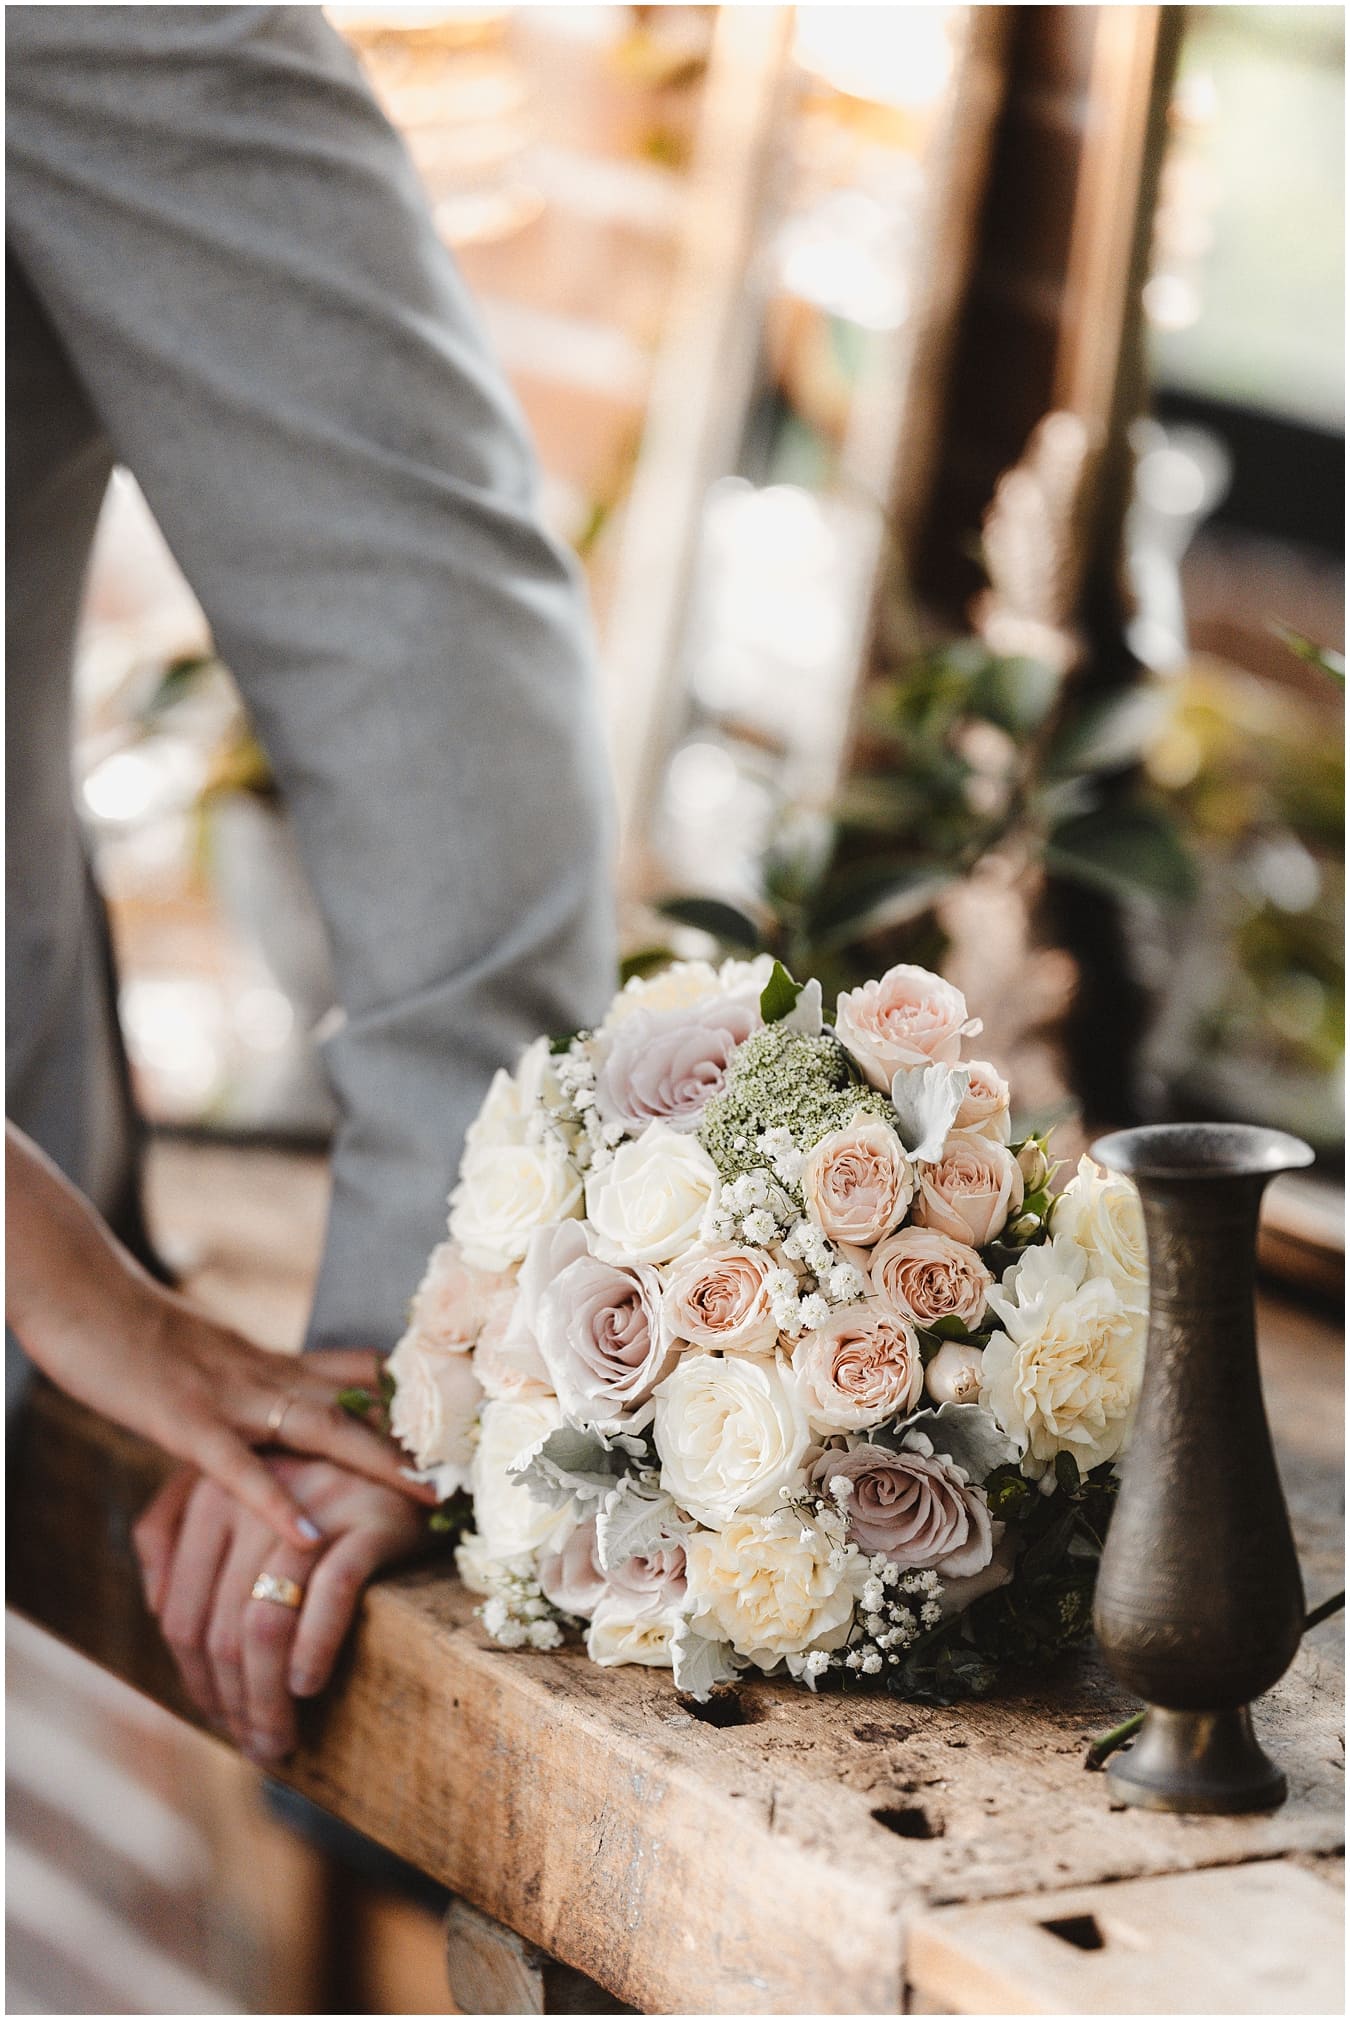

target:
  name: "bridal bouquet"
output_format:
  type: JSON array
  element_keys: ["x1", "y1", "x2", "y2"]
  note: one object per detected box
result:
[{"x1": 385, "y1": 957, "x2": 1147, "y2": 1701}]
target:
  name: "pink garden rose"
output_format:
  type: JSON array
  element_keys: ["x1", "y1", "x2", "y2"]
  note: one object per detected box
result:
[
  {"x1": 913, "y1": 1132, "x2": 1024, "y2": 1248},
  {"x1": 592, "y1": 995, "x2": 760, "y2": 1135},
  {"x1": 794, "y1": 1301, "x2": 923, "y2": 1433},
  {"x1": 386, "y1": 1332, "x2": 483, "y2": 1482},
  {"x1": 811, "y1": 1437, "x2": 994, "y2": 1578},
  {"x1": 662, "y1": 1245, "x2": 780, "y2": 1354},
  {"x1": 536, "y1": 1248, "x2": 678, "y2": 1432},
  {"x1": 954, "y1": 1060, "x2": 1011, "y2": 1142},
  {"x1": 868, "y1": 1227, "x2": 992, "y2": 1330},
  {"x1": 834, "y1": 963, "x2": 974, "y2": 1091},
  {"x1": 404, "y1": 1240, "x2": 512, "y2": 1352},
  {"x1": 801, "y1": 1116, "x2": 914, "y2": 1246}
]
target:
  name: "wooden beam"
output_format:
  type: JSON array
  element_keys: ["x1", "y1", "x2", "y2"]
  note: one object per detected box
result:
[{"x1": 8, "y1": 1360, "x2": 1343, "y2": 2017}]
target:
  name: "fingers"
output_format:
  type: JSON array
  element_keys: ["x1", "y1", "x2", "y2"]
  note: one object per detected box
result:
[
  {"x1": 240, "y1": 1541, "x2": 316, "y2": 1765},
  {"x1": 288, "y1": 1524, "x2": 400, "y2": 1699},
  {"x1": 270, "y1": 1396, "x2": 436, "y2": 1501},
  {"x1": 189, "y1": 1422, "x2": 333, "y2": 1546},
  {"x1": 157, "y1": 1479, "x2": 235, "y2": 1726},
  {"x1": 207, "y1": 1514, "x2": 283, "y2": 1751},
  {"x1": 133, "y1": 1466, "x2": 196, "y2": 1617},
  {"x1": 298, "y1": 1347, "x2": 387, "y2": 1391}
]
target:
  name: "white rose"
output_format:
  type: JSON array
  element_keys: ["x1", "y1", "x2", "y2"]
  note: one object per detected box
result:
[
  {"x1": 470, "y1": 1394, "x2": 575, "y2": 1563},
  {"x1": 684, "y1": 1511, "x2": 865, "y2": 1666},
  {"x1": 387, "y1": 1332, "x2": 483, "y2": 1484},
  {"x1": 586, "y1": 1598, "x2": 681, "y2": 1668},
  {"x1": 983, "y1": 1234, "x2": 1145, "y2": 1476},
  {"x1": 1052, "y1": 1155, "x2": 1149, "y2": 1313},
  {"x1": 464, "y1": 1036, "x2": 565, "y2": 1151},
  {"x1": 585, "y1": 1122, "x2": 720, "y2": 1267},
  {"x1": 601, "y1": 960, "x2": 722, "y2": 1030},
  {"x1": 449, "y1": 1137, "x2": 583, "y2": 1272},
  {"x1": 653, "y1": 1352, "x2": 810, "y2": 1527}
]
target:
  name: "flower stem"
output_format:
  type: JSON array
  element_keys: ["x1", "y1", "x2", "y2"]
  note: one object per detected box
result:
[{"x1": 1085, "y1": 1592, "x2": 1344, "y2": 1771}]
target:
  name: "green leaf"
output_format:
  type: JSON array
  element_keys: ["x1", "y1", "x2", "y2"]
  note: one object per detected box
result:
[
  {"x1": 428, "y1": 1509, "x2": 456, "y2": 1533},
  {"x1": 1054, "y1": 1451, "x2": 1082, "y2": 1496},
  {"x1": 654, "y1": 896, "x2": 764, "y2": 952},
  {"x1": 1272, "y1": 621, "x2": 1345, "y2": 684},
  {"x1": 984, "y1": 1462, "x2": 1035, "y2": 1520},
  {"x1": 1045, "y1": 686, "x2": 1170, "y2": 777},
  {"x1": 759, "y1": 959, "x2": 803, "y2": 1024},
  {"x1": 807, "y1": 860, "x2": 955, "y2": 951},
  {"x1": 619, "y1": 946, "x2": 675, "y2": 985},
  {"x1": 548, "y1": 1030, "x2": 582, "y2": 1055},
  {"x1": 1045, "y1": 802, "x2": 1198, "y2": 906},
  {"x1": 336, "y1": 1386, "x2": 375, "y2": 1418},
  {"x1": 968, "y1": 654, "x2": 1061, "y2": 736}
]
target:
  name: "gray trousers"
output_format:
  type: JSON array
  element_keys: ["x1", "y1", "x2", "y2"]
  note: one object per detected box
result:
[{"x1": 6, "y1": 5, "x2": 617, "y2": 1357}]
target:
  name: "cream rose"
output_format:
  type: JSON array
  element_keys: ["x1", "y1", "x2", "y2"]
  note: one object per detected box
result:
[
  {"x1": 868, "y1": 1227, "x2": 992, "y2": 1330},
  {"x1": 585, "y1": 1123, "x2": 720, "y2": 1267},
  {"x1": 983, "y1": 1234, "x2": 1145, "y2": 1476},
  {"x1": 835, "y1": 963, "x2": 974, "y2": 1091},
  {"x1": 954, "y1": 1060, "x2": 1012, "y2": 1142},
  {"x1": 801, "y1": 1116, "x2": 914, "y2": 1245},
  {"x1": 592, "y1": 995, "x2": 759, "y2": 1135},
  {"x1": 536, "y1": 1248, "x2": 677, "y2": 1432},
  {"x1": 387, "y1": 1332, "x2": 483, "y2": 1483},
  {"x1": 469, "y1": 1394, "x2": 576, "y2": 1563},
  {"x1": 662, "y1": 1245, "x2": 780, "y2": 1354},
  {"x1": 587, "y1": 1601, "x2": 682, "y2": 1668},
  {"x1": 794, "y1": 1301, "x2": 923, "y2": 1433},
  {"x1": 811, "y1": 1438, "x2": 994, "y2": 1578},
  {"x1": 684, "y1": 1511, "x2": 865, "y2": 1665},
  {"x1": 924, "y1": 1339, "x2": 986, "y2": 1405},
  {"x1": 653, "y1": 1352, "x2": 810, "y2": 1527},
  {"x1": 913, "y1": 1131, "x2": 1023, "y2": 1248},
  {"x1": 1052, "y1": 1155, "x2": 1148, "y2": 1314},
  {"x1": 449, "y1": 1137, "x2": 583, "y2": 1272}
]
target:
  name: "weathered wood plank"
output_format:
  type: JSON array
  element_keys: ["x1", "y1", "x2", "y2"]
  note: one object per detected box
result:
[
  {"x1": 906, "y1": 1862, "x2": 1345, "y2": 2016},
  {"x1": 8, "y1": 1353, "x2": 1343, "y2": 2017}
]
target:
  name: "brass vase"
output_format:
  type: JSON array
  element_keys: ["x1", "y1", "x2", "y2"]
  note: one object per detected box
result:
[{"x1": 1090, "y1": 1122, "x2": 1313, "y2": 1814}]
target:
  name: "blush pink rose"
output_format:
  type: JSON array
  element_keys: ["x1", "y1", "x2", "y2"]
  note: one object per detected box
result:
[
  {"x1": 592, "y1": 996, "x2": 759, "y2": 1135},
  {"x1": 954, "y1": 1059, "x2": 1011, "y2": 1142},
  {"x1": 811, "y1": 1438, "x2": 994, "y2": 1577},
  {"x1": 868, "y1": 1227, "x2": 992, "y2": 1330},
  {"x1": 405, "y1": 1240, "x2": 512, "y2": 1351},
  {"x1": 834, "y1": 963, "x2": 973, "y2": 1091},
  {"x1": 537, "y1": 1516, "x2": 608, "y2": 1618},
  {"x1": 794, "y1": 1301, "x2": 923, "y2": 1433},
  {"x1": 801, "y1": 1116, "x2": 914, "y2": 1246},
  {"x1": 913, "y1": 1132, "x2": 1024, "y2": 1248},
  {"x1": 536, "y1": 1250, "x2": 678, "y2": 1432},
  {"x1": 662, "y1": 1245, "x2": 780, "y2": 1354}
]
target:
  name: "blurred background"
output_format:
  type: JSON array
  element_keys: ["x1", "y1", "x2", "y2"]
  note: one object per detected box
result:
[{"x1": 9, "y1": 5, "x2": 1343, "y2": 2012}]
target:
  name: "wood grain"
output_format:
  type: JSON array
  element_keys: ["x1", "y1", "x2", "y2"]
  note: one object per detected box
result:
[{"x1": 8, "y1": 1337, "x2": 1343, "y2": 2015}]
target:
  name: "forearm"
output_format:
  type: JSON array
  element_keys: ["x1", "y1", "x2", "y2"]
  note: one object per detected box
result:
[{"x1": 5, "y1": 1121, "x2": 158, "y2": 1385}]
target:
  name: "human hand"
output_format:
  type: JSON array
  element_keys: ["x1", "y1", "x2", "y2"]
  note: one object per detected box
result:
[
  {"x1": 134, "y1": 1455, "x2": 428, "y2": 1763},
  {"x1": 7, "y1": 1122, "x2": 432, "y2": 1545}
]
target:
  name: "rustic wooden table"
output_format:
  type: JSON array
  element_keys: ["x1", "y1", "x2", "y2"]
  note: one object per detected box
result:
[{"x1": 8, "y1": 1142, "x2": 1345, "y2": 2016}]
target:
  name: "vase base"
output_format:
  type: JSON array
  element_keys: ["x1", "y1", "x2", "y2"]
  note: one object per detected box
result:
[{"x1": 1107, "y1": 1705, "x2": 1287, "y2": 1814}]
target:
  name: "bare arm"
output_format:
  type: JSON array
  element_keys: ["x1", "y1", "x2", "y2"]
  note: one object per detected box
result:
[{"x1": 6, "y1": 1122, "x2": 431, "y2": 1545}]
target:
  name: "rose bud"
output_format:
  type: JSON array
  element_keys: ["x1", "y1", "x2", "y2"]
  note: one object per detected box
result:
[{"x1": 924, "y1": 1339, "x2": 985, "y2": 1406}]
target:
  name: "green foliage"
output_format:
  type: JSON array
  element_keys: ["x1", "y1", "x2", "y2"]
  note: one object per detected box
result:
[
  {"x1": 654, "y1": 896, "x2": 764, "y2": 952},
  {"x1": 758, "y1": 959, "x2": 803, "y2": 1024}
]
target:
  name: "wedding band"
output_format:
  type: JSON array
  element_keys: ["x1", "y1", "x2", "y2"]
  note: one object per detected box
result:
[
  {"x1": 266, "y1": 1391, "x2": 297, "y2": 1439},
  {"x1": 251, "y1": 1572, "x2": 304, "y2": 1610}
]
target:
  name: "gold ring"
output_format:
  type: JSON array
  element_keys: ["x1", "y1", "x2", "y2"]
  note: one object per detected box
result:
[
  {"x1": 250, "y1": 1572, "x2": 304, "y2": 1610},
  {"x1": 266, "y1": 1391, "x2": 298, "y2": 1440}
]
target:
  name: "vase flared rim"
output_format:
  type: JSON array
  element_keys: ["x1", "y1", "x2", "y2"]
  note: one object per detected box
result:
[{"x1": 1090, "y1": 1122, "x2": 1315, "y2": 1181}]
